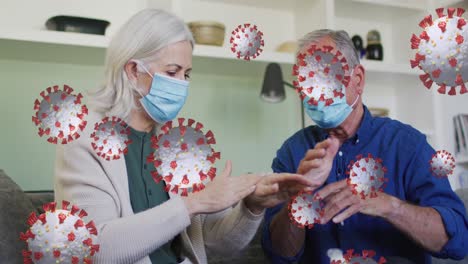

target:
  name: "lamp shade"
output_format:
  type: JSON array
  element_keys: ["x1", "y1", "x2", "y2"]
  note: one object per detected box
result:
[{"x1": 260, "y1": 63, "x2": 286, "y2": 103}]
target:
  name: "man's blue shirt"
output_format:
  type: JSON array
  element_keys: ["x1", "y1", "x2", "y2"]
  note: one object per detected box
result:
[{"x1": 262, "y1": 106, "x2": 468, "y2": 264}]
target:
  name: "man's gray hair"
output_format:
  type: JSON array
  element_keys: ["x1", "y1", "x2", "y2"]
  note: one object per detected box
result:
[{"x1": 298, "y1": 29, "x2": 360, "y2": 68}]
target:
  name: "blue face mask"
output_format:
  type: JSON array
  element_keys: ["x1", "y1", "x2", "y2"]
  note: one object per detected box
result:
[
  {"x1": 304, "y1": 74, "x2": 359, "y2": 129},
  {"x1": 304, "y1": 94, "x2": 359, "y2": 128},
  {"x1": 139, "y1": 65, "x2": 189, "y2": 123}
]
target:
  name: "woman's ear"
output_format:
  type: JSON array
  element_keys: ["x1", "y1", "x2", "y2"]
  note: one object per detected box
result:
[{"x1": 124, "y1": 60, "x2": 139, "y2": 82}]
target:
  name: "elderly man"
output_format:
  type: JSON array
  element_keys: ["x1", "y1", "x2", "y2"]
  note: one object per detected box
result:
[{"x1": 262, "y1": 29, "x2": 468, "y2": 264}]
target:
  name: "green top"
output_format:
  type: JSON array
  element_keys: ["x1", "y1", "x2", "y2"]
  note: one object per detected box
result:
[{"x1": 125, "y1": 127, "x2": 178, "y2": 264}]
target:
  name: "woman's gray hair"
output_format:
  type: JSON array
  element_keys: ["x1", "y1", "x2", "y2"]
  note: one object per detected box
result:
[
  {"x1": 89, "y1": 9, "x2": 194, "y2": 122},
  {"x1": 298, "y1": 29, "x2": 360, "y2": 68}
]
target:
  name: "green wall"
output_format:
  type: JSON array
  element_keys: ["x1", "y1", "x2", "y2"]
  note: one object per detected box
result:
[{"x1": 0, "y1": 58, "x2": 301, "y2": 191}]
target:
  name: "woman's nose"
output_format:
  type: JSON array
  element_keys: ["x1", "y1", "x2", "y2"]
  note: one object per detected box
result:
[{"x1": 176, "y1": 73, "x2": 186, "y2": 81}]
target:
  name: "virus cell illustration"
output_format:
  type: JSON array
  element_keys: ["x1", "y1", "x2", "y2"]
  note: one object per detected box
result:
[
  {"x1": 32, "y1": 85, "x2": 88, "y2": 144},
  {"x1": 19, "y1": 201, "x2": 99, "y2": 264},
  {"x1": 346, "y1": 154, "x2": 388, "y2": 199},
  {"x1": 410, "y1": 7, "x2": 468, "y2": 95},
  {"x1": 230, "y1": 23, "x2": 264, "y2": 60},
  {"x1": 328, "y1": 248, "x2": 386, "y2": 264},
  {"x1": 292, "y1": 45, "x2": 351, "y2": 106},
  {"x1": 90, "y1": 116, "x2": 132, "y2": 161},
  {"x1": 288, "y1": 190, "x2": 324, "y2": 229},
  {"x1": 146, "y1": 118, "x2": 221, "y2": 196},
  {"x1": 328, "y1": 248, "x2": 347, "y2": 264},
  {"x1": 429, "y1": 150, "x2": 456, "y2": 177}
]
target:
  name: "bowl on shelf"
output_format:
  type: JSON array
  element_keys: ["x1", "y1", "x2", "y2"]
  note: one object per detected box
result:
[
  {"x1": 369, "y1": 107, "x2": 389, "y2": 117},
  {"x1": 45, "y1": 16, "x2": 110, "y2": 35},
  {"x1": 187, "y1": 21, "x2": 225, "y2": 46},
  {"x1": 276, "y1": 41, "x2": 298, "y2": 53}
]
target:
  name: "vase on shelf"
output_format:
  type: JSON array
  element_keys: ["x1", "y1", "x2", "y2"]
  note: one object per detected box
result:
[
  {"x1": 366, "y1": 30, "x2": 383, "y2": 61},
  {"x1": 351, "y1": 35, "x2": 366, "y2": 59}
]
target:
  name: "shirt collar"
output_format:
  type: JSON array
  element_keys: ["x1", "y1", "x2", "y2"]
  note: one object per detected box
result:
[
  {"x1": 129, "y1": 125, "x2": 156, "y2": 141},
  {"x1": 354, "y1": 104, "x2": 373, "y2": 145}
]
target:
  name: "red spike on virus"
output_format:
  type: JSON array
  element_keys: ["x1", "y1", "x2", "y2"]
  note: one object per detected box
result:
[
  {"x1": 32, "y1": 85, "x2": 88, "y2": 144},
  {"x1": 90, "y1": 116, "x2": 132, "y2": 161},
  {"x1": 147, "y1": 118, "x2": 220, "y2": 196},
  {"x1": 230, "y1": 23, "x2": 264, "y2": 60},
  {"x1": 346, "y1": 154, "x2": 388, "y2": 199},
  {"x1": 292, "y1": 45, "x2": 349, "y2": 107},
  {"x1": 429, "y1": 150, "x2": 456, "y2": 178},
  {"x1": 19, "y1": 201, "x2": 100, "y2": 264},
  {"x1": 288, "y1": 190, "x2": 325, "y2": 229},
  {"x1": 410, "y1": 8, "x2": 468, "y2": 95}
]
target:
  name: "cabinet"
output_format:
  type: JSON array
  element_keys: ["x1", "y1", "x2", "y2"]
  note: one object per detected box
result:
[{"x1": 152, "y1": 0, "x2": 468, "y2": 188}]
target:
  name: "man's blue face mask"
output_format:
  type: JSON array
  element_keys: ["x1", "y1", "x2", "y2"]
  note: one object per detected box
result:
[
  {"x1": 304, "y1": 70, "x2": 359, "y2": 129},
  {"x1": 138, "y1": 63, "x2": 189, "y2": 124}
]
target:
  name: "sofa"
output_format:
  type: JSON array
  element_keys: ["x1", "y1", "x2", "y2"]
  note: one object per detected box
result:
[{"x1": 0, "y1": 169, "x2": 466, "y2": 264}]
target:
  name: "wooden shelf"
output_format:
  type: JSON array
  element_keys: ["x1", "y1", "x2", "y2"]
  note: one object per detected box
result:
[
  {"x1": 199, "y1": 0, "x2": 463, "y2": 11},
  {"x1": 0, "y1": 29, "x2": 290, "y2": 64},
  {"x1": 0, "y1": 29, "x2": 108, "y2": 48},
  {"x1": 348, "y1": 0, "x2": 464, "y2": 11},
  {"x1": 0, "y1": 29, "x2": 420, "y2": 77},
  {"x1": 361, "y1": 60, "x2": 418, "y2": 76},
  {"x1": 456, "y1": 155, "x2": 468, "y2": 165},
  {"x1": 0, "y1": 32, "x2": 105, "y2": 66},
  {"x1": 197, "y1": 0, "x2": 299, "y2": 11},
  {"x1": 193, "y1": 45, "x2": 294, "y2": 64},
  {"x1": 196, "y1": 45, "x2": 419, "y2": 75}
]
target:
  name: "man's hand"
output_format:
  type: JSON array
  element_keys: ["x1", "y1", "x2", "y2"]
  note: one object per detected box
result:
[
  {"x1": 297, "y1": 137, "x2": 340, "y2": 188},
  {"x1": 316, "y1": 179, "x2": 450, "y2": 252},
  {"x1": 244, "y1": 173, "x2": 315, "y2": 214},
  {"x1": 315, "y1": 179, "x2": 393, "y2": 224}
]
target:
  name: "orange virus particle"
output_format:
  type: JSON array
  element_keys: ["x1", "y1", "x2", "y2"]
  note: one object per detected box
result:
[
  {"x1": 90, "y1": 116, "x2": 132, "y2": 161},
  {"x1": 410, "y1": 7, "x2": 468, "y2": 95},
  {"x1": 230, "y1": 23, "x2": 264, "y2": 60},
  {"x1": 32, "y1": 85, "x2": 88, "y2": 144},
  {"x1": 288, "y1": 190, "x2": 325, "y2": 229},
  {"x1": 292, "y1": 45, "x2": 351, "y2": 106},
  {"x1": 429, "y1": 150, "x2": 456, "y2": 178},
  {"x1": 146, "y1": 118, "x2": 220, "y2": 196},
  {"x1": 328, "y1": 248, "x2": 386, "y2": 264},
  {"x1": 346, "y1": 154, "x2": 388, "y2": 199},
  {"x1": 19, "y1": 201, "x2": 99, "y2": 264}
]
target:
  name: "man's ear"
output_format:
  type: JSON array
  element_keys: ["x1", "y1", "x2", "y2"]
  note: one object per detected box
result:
[
  {"x1": 354, "y1": 64, "x2": 365, "y2": 95},
  {"x1": 124, "y1": 60, "x2": 139, "y2": 82}
]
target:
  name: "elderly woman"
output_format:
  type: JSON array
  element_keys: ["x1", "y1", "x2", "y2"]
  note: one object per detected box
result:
[{"x1": 54, "y1": 9, "x2": 311, "y2": 264}]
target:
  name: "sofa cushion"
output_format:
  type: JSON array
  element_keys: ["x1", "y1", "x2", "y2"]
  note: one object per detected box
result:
[
  {"x1": 24, "y1": 191, "x2": 55, "y2": 214},
  {"x1": 207, "y1": 220, "x2": 267, "y2": 264},
  {"x1": 0, "y1": 170, "x2": 35, "y2": 264}
]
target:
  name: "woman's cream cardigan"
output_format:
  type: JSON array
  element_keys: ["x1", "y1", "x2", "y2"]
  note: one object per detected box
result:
[{"x1": 54, "y1": 111, "x2": 264, "y2": 264}]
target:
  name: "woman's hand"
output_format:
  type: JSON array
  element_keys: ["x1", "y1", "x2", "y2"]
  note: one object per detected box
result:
[
  {"x1": 243, "y1": 173, "x2": 315, "y2": 215},
  {"x1": 183, "y1": 161, "x2": 260, "y2": 217}
]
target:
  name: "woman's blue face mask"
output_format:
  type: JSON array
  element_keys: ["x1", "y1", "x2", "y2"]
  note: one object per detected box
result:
[{"x1": 138, "y1": 64, "x2": 189, "y2": 123}]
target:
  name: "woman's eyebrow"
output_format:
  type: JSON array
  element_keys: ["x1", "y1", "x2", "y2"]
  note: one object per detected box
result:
[
  {"x1": 166, "y1": 63, "x2": 182, "y2": 69},
  {"x1": 166, "y1": 63, "x2": 192, "y2": 71}
]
